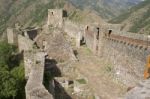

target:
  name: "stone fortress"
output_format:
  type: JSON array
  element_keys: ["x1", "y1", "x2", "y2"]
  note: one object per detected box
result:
[{"x1": 6, "y1": 8, "x2": 150, "y2": 99}]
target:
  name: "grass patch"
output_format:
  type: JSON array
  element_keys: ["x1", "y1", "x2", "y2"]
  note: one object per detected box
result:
[
  {"x1": 83, "y1": 46, "x2": 92, "y2": 55},
  {"x1": 103, "y1": 63, "x2": 114, "y2": 73},
  {"x1": 68, "y1": 10, "x2": 84, "y2": 23},
  {"x1": 76, "y1": 79, "x2": 87, "y2": 84}
]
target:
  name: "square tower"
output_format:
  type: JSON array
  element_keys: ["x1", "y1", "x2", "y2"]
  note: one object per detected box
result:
[
  {"x1": 7, "y1": 28, "x2": 18, "y2": 45},
  {"x1": 47, "y1": 9, "x2": 63, "y2": 28}
]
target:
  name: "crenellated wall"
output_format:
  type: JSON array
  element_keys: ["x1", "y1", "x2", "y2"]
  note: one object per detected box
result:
[
  {"x1": 101, "y1": 36, "x2": 150, "y2": 85},
  {"x1": 83, "y1": 25, "x2": 150, "y2": 85},
  {"x1": 102, "y1": 30, "x2": 149, "y2": 84}
]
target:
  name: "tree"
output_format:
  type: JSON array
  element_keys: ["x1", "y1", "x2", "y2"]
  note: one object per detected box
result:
[{"x1": 0, "y1": 42, "x2": 25, "y2": 99}]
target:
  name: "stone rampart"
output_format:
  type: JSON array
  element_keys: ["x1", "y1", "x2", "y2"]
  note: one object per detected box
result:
[
  {"x1": 112, "y1": 30, "x2": 150, "y2": 42},
  {"x1": 25, "y1": 51, "x2": 53, "y2": 99},
  {"x1": 24, "y1": 51, "x2": 34, "y2": 79},
  {"x1": 100, "y1": 31, "x2": 150, "y2": 85},
  {"x1": 83, "y1": 24, "x2": 150, "y2": 85}
]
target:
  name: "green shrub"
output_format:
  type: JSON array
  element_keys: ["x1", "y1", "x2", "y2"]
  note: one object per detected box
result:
[{"x1": 0, "y1": 42, "x2": 25, "y2": 99}]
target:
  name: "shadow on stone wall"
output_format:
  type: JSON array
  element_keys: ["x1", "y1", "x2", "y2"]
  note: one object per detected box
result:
[
  {"x1": 44, "y1": 59, "x2": 72, "y2": 99},
  {"x1": 8, "y1": 51, "x2": 24, "y2": 69},
  {"x1": 54, "y1": 80, "x2": 72, "y2": 99},
  {"x1": 45, "y1": 59, "x2": 62, "y2": 77}
]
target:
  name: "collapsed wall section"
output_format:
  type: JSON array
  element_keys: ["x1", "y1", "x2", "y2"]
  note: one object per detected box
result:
[
  {"x1": 18, "y1": 34, "x2": 34, "y2": 52},
  {"x1": 64, "y1": 20, "x2": 82, "y2": 38}
]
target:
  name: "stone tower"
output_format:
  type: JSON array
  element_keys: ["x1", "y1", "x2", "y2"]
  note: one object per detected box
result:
[
  {"x1": 7, "y1": 28, "x2": 18, "y2": 45},
  {"x1": 47, "y1": 9, "x2": 63, "y2": 28}
]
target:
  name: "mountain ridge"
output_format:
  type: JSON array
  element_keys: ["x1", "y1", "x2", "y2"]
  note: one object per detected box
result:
[
  {"x1": 69, "y1": 0, "x2": 143, "y2": 19},
  {"x1": 109, "y1": 0, "x2": 150, "y2": 34},
  {"x1": 0, "y1": 0, "x2": 143, "y2": 34}
]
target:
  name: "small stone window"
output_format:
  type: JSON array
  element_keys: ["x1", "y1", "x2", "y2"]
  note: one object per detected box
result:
[
  {"x1": 51, "y1": 12, "x2": 54, "y2": 15},
  {"x1": 97, "y1": 28, "x2": 100, "y2": 40},
  {"x1": 68, "y1": 81, "x2": 74, "y2": 85},
  {"x1": 36, "y1": 60, "x2": 41, "y2": 64},
  {"x1": 86, "y1": 26, "x2": 89, "y2": 30},
  {"x1": 63, "y1": 10, "x2": 68, "y2": 17},
  {"x1": 42, "y1": 40, "x2": 46, "y2": 50},
  {"x1": 108, "y1": 30, "x2": 112, "y2": 37},
  {"x1": 22, "y1": 32, "x2": 25, "y2": 36}
]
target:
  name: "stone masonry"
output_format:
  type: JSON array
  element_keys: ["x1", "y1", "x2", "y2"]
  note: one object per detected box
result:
[
  {"x1": 125, "y1": 79, "x2": 150, "y2": 99},
  {"x1": 47, "y1": 9, "x2": 63, "y2": 28},
  {"x1": 7, "y1": 27, "x2": 18, "y2": 45},
  {"x1": 6, "y1": 8, "x2": 150, "y2": 99},
  {"x1": 25, "y1": 51, "x2": 53, "y2": 99}
]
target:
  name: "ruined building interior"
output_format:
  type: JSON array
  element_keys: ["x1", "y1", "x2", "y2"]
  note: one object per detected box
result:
[{"x1": 6, "y1": 9, "x2": 150, "y2": 99}]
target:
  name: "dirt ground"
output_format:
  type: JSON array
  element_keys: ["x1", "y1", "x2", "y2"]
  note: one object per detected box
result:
[{"x1": 72, "y1": 45, "x2": 128, "y2": 99}]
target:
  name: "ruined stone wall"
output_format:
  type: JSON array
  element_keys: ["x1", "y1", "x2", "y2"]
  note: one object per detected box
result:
[
  {"x1": 64, "y1": 20, "x2": 82, "y2": 38},
  {"x1": 18, "y1": 34, "x2": 34, "y2": 52},
  {"x1": 35, "y1": 28, "x2": 76, "y2": 62},
  {"x1": 24, "y1": 51, "x2": 34, "y2": 79},
  {"x1": 84, "y1": 26, "x2": 103, "y2": 54},
  {"x1": 25, "y1": 52, "x2": 53, "y2": 99},
  {"x1": 85, "y1": 30, "x2": 95, "y2": 51},
  {"x1": 47, "y1": 9, "x2": 63, "y2": 28}
]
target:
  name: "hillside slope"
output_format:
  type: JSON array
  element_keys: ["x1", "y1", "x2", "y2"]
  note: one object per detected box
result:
[
  {"x1": 109, "y1": 0, "x2": 150, "y2": 34},
  {"x1": 69, "y1": 0, "x2": 142, "y2": 20},
  {"x1": 0, "y1": 0, "x2": 105, "y2": 35},
  {"x1": 0, "y1": 0, "x2": 67, "y2": 33}
]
